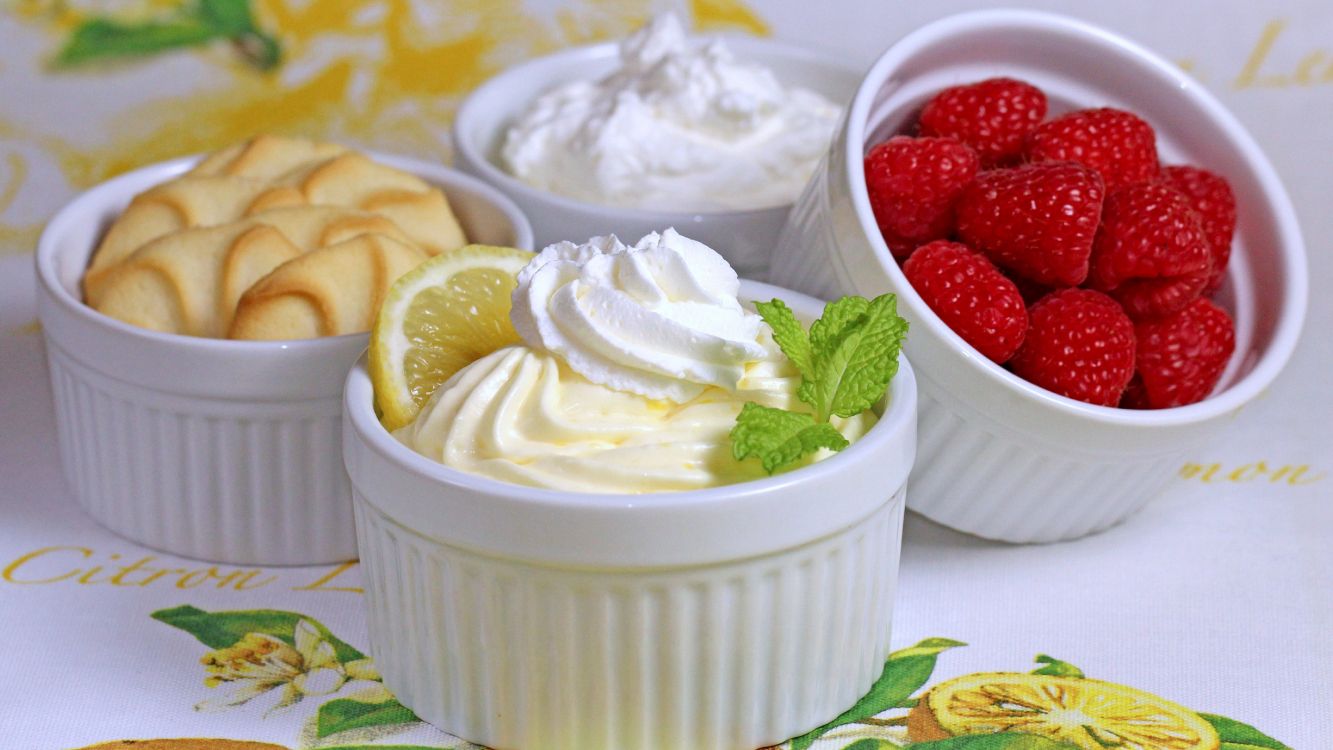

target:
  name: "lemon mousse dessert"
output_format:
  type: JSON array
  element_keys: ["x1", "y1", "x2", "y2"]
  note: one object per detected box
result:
[{"x1": 375, "y1": 229, "x2": 906, "y2": 492}]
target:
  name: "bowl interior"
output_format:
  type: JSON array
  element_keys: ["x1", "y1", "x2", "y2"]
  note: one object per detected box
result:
[
  {"x1": 456, "y1": 36, "x2": 863, "y2": 218},
  {"x1": 848, "y1": 10, "x2": 1305, "y2": 415}
]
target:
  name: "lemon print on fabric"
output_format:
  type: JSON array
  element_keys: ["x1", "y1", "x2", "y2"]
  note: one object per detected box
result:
[
  {"x1": 369, "y1": 244, "x2": 534, "y2": 430},
  {"x1": 787, "y1": 648, "x2": 1290, "y2": 750},
  {"x1": 907, "y1": 672, "x2": 1219, "y2": 749}
]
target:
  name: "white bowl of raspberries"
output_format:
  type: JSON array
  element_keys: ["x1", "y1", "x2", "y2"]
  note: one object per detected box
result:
[{"x1": 770, "y1": 9, "x2": 1307, "y2": 543}]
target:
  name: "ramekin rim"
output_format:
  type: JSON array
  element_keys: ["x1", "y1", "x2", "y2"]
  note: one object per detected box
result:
[{"x1": 840, "y1": 8, "x2": 1308, "y2": 429}]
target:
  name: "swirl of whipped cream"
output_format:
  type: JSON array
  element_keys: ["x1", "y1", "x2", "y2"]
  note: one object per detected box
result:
[
  {"x1": 501, "y1": 13, "x2": 841, "y2": 211},
  {"x1": 394, "y1": 345, "x2": 876, "y2": 494},
  {"x1": 510, "y1": 229, "x2": 772, "y2": 402}
]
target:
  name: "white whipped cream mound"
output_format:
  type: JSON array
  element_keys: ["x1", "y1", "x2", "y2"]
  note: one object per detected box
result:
[
  {"x1": 501, "y1": 13, "x2": 841, "y2": 212},
  {"x1": 510, "y1": 228, "x2": 772, "y2": 402}
]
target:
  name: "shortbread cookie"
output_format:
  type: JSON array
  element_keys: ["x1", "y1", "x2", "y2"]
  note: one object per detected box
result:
[
  {"x1": 91, "y1": 148, "x2": 464, "y2": 275},
  {"x1": 89, "y1": 176, "x2": 271, "y2": 277},
  {"x1": 86, "y1": 206, "x2": 408, "y2": 337},
  {"x1": 229, "y1": 233, "x2": 429, "y2": 340},
  {"x1": 188, "y1": 134, "x2": 346, "y2": 179}
]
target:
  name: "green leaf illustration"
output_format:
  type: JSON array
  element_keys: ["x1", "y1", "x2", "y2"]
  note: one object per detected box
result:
[
  {"x1": 839, "y1": 740, "x2": 899, "y2": 750},
  {"x1": 911, "y1": 735, "x2": 1082, "y2": 749},
  {"x1": 54, "y1": 0, "x2": 280, "y2": 70},
  {"x1": 317, "y1": 696, "x2": 420, "y2": 738},
  {"x1": 151, "y1": 604, "x2": 364, "y2": 662},
  {"x1": 1031, "y1": 654, "x2": 1084, "y2": 678},
  {"x1": 1201, "y1": 713, "x2": 1291, "y2": 749},
  {"x1": 788, "y1": 638, "x2": 965, "y2": 750},
  {"x1": 56, "y1": 19, "x2": 218, "y2": 65},
  {"x1": 198, "y1": 0, "x2": 262, "y2": 34}
]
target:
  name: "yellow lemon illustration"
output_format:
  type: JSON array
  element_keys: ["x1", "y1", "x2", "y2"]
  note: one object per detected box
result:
[
  {"x1": 369, "y1": 244, "x2": 533, "y2": 430},
  {"x1": 907, "y1": 672, "x2": 1220, "y2": 750},
  {"x1": 75, "y1": 740, "x2": 287, "y2": 750}
]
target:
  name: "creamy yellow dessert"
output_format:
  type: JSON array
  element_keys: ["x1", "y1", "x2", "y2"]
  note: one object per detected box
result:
[{"x1": 392, "y1": 229, "x2": 876, "y2": 493}]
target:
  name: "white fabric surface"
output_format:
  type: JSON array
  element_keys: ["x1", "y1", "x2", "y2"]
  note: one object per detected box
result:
[{"x1": 1, "y1": 1, "x2": 1330, "y2": 748}]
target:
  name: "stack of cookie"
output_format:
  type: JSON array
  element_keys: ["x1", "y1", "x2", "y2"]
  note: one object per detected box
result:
[{"x1": 83, "y1": 135, "x2": 467, "y2": 340}]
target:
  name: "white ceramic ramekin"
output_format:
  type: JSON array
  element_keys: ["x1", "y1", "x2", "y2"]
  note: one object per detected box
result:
[
  {"x1": 35, "y1": 152, "x2": 533, "y2": 565},
  {"x1": 343, "y1": 280, "x2": 917, "y2": 750},
  {"x1": 769, "y1": 10, "x2": 1307, "y2": 543},
  {"x1": 453, "y1": 35, "x2": 861, "y2": 277}
]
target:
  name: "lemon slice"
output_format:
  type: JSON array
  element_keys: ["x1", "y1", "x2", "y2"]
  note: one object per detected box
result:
[
  {"x1": 369, "y1": 244, "x2": 534, "y2": 430},
  {"x1": 908, "y1": 672, "x2": 1220, "y2": 750}
]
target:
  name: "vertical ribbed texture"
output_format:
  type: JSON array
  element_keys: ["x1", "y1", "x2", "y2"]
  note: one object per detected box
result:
[
  {"x1": 770, "y1": 154, "x2": 847, "y2": 300},
  {"x1": 354, "y1": 489, "x2": 905, "y2": 750},
  {"x1": 910, "y1": 392, "x2": 1177, "y2": 543},
  {"x1": 46, "y1": 344, "x2": 356, "y2": 565}
]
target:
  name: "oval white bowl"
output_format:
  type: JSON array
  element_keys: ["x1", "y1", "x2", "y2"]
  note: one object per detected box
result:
[
  {"x1": 769, "y1": 9, "x2": 1308, "y2": 543},
  {"x1": 35, "y1": 153, "x2": 533, "y2": 565},
  {"x1": 343, "y1": 280, "x2": 918, "y2": 750}
]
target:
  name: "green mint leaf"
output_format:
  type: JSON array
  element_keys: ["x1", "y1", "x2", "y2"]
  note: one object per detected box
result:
[
  {"x1": 803, "y1": 293, "x2": 908, "y2": 420},
  {"x1": 755, "y1": 298, "x2": 813, "y2": 379},
  {"x1": 808, "y1": 294, "x2": 870, "y2": 354},
  {"x1": 828, "y1": 293, "x2": 907, "y2": 417},
  {"x1": 797, "y1": 295, "x2": 869, "y2": 414},
  {"x1": 730, "y1": 402, "x2": 848, "y2": 474}
]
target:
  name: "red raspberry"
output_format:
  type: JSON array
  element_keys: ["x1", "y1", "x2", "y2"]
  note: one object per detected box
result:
[
  {"x1": 1158, "y1": 165, "x2": 1237, "y2": 294},
  {"x1": 1024, "y1": 108, "x2": 1159, "y2": 191},
  {"x1": 1009, "y1": 274, "x2": 1053, "y2": 307},
  {"x1": 864, "y1": 136, "x2": 980, "y2": 260},
  {"x1": 1132, "y1": 297, "x2": 1236, "y2": 408},
  {"x1": 955, "y1": 162, "x2": 1105, "y2": 287},
  {"x1": 1010, "y1": 289, "x2": 1137, "y2": 406},
  {"x1": 1089, "y1": 183, "x2": 1211, "y2": 320},
  {"x1": 918, "y1": 77, "x2": 1048, "y2": 167},
  {"x1": 1120, "y1": 375, "x2": 1151, "y2": 409},
  {"x1": 902, "y1": 240, "x2": 1027, "y2": 363}
]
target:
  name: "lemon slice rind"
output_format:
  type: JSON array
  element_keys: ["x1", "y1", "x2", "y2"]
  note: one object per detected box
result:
[{"x1": 369, "y1": 244, "x2": 533, "y2": 431}]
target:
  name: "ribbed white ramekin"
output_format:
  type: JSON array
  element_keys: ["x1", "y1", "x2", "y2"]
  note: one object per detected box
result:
[
  {"x1": 343, "y1": 281, "x2": 917, "y2": 750},
  {"x1": 35, "y1": 153, "x2": 533, "y2": 565},
  {"x1": 769, "y1": 10, "x2": 1307, "y2": 543}
]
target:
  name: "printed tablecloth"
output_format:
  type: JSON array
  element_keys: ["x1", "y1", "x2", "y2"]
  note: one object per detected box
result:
[{"x1": 1, "y1": 1, "x2": 1330, "y2": 748}]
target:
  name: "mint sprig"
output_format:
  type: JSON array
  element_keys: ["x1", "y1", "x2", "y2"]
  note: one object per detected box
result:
[
  {"x1": 731, "y1": 403, "x2": 849, "y2": 474},
  {"x1": 732, "y1": 294, "x2": 907, "y2": 474}
]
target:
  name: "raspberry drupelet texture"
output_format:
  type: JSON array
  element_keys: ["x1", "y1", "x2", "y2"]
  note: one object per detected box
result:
[
  {"x1": 1009, "y1": 288, "x2": 1137, "y2": 407},
  {"x1": 903, "y1": 240, "x2": 1028, "y2": 363}
]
